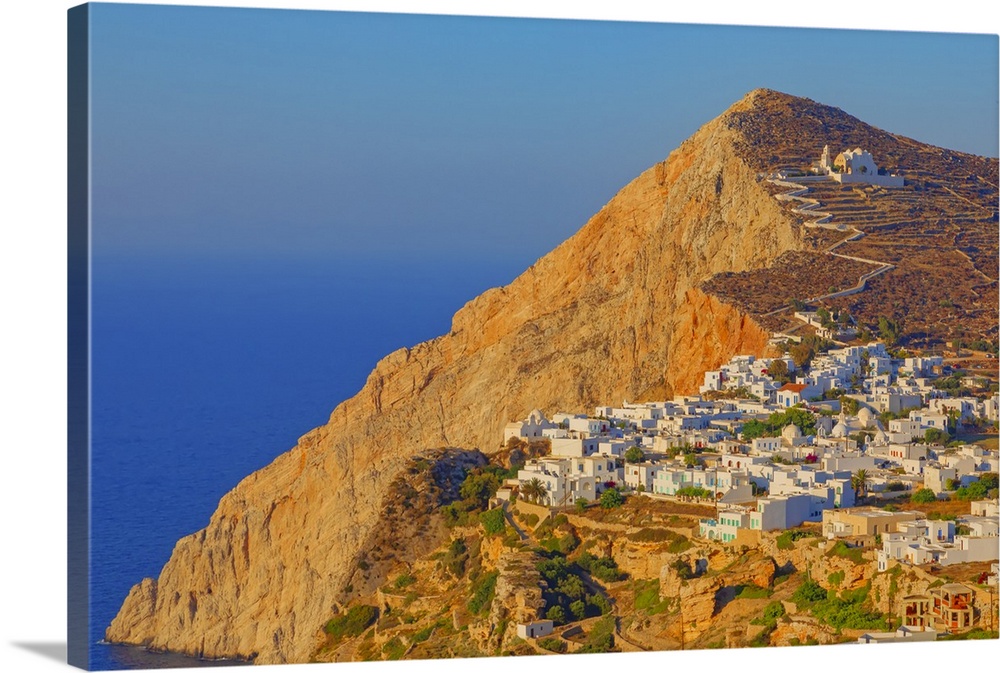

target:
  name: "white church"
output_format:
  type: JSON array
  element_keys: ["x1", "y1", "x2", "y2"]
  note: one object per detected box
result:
[{"x1": 816, "y1": 145, "x2": 905, "y2": 187}]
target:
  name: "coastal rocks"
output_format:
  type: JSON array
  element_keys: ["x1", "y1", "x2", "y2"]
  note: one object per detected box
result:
[{"x1": 106, "y1": 89, "x2": 808, "y2": 664}]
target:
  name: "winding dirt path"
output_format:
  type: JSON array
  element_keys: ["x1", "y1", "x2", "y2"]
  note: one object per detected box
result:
[{"x1": 766, "y1": 176, "x2": 896, "y2": 309}]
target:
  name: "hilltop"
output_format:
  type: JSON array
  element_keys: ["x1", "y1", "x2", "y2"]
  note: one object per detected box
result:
[
  {"x1": 106, "y1": 89, "x2": 999, "y2": 664},
  {"x1": 704, "y1": 89, "x2": 998, "y2": 346}
]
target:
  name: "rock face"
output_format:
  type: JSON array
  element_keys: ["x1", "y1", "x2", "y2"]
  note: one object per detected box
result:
[{"x1": 107, "y1": 89, "x2": 814, "y2": 664}]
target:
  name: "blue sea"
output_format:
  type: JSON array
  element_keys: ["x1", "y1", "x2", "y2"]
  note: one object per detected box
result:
[{"x1": 89, "y1": 253, "x2": 527, "y2": 670}]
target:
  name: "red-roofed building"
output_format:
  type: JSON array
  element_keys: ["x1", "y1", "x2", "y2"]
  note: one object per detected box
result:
[{"x1": 776, "y1": 382, "x2": 821, "y2": 408}]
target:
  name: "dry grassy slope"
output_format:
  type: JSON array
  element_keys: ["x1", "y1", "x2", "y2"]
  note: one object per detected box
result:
[
  {"x1": 106, "y1": 89, "x2": 808, "y2": 664},
  {"x1": 707, "y1": 89, "x2": 999, "y2": 345}
]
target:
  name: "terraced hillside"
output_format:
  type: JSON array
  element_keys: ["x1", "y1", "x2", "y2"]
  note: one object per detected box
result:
[{"x1": 705, "y1": 91, "x2": 998, "y2": 347}]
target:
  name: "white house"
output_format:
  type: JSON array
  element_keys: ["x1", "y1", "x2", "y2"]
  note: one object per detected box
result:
[
  {"x1": 517, "y1": 456, "x2": 619, "y2": 507},
  {"x1": 550, "y1": 436, "x2": 600, "y2": 458},
  {"x1": 776, "y1": 383, "x2": 821, "y2": 408},
  {"x1": 516, "y1": 620, "x2": 554, "y2": 639},
  {"x1": 751, "y1": 437, "x2": 781, "y2": 454},
  {"x1": 624, "y1": 462, "x2": 660, "y2": 493},
  {"x1": 923, "y1": 465, "x2": 957, "y2": 494}
]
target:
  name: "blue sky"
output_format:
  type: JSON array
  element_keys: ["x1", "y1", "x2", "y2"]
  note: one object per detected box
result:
[{"x1": 88, "y1": 3, "x2": 998, "y2": 264}]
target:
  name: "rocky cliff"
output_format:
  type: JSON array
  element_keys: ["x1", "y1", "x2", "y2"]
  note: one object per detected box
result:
[{"x1": 106, "y1": 89, "x2": 809, "y2": 664}]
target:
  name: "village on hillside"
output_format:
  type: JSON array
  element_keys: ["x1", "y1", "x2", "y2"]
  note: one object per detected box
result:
[
  {"x1": 476, "y1": 146, "x2": 1000, "y2": 651},
  {"x1": 498, "y1": 335, "x2": 999, "y2": 647},
  {"x1": 311, "y1": 145, "x2": 998, "y2": 662}
]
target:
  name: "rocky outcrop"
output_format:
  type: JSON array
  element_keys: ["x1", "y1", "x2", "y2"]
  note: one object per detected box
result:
[
  {"x1": 107, "y1": 89, "x2": 805, "y2": 664},
  {"x1": 657, "y1": 555, "x2": 776, "y2": 642}
]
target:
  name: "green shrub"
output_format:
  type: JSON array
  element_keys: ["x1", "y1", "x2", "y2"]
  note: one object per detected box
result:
[
  {"x1": 444, "y1": 538, "x2": 468, "y2": 578},
  {"x1": 324, "y1": 605, "x2": 378, "y2": 640},
  {"x1": 578, "y1": 615, "x2": 615, "y2": 653},
  {"x1": 736, "y1": 585, "x2": 773, "y2": 600},
  {"x1": 827, "y1": 540, "x2": 865, "y2": 564},
  {"x1": 411, "y1": 625, "x2": 435, "y2": 644},
  {"x1": 776, "y1": 529, "x2": 813, "y2": 550},
  {"x1": 577, "y1": 552, "x2": 626, "y2": 582},
  {"x1": 828, "y1": 570, "x2": 845, "y2": 587},
  {"x1": 600, "y1": 488, "x2": 624, "y2": 509},
  {"x1": 538, "y1": 637, "x2": 567, "y2": 653},
  {"x1": 627, "y1": 527, "x2": 673, "y2": 543},
  {"x1": 570, "y1": 599, "x2": 587, "y2": 620},
  {"x1": 381, "y1": 636, "x2": 406, "y2": 660},
  {"x1": 480, "y1": 508, "x2": 506, "y2": 535},
  {"x1": 763, "y1": 601, "x2": 786, "y2": 621},
  {"x1": 468, "y1": 571, "x2": 499, "y2": 614},
  {"x1": 792, "y1": 580, "x2": 827, "y2": 605},
  {"x1": 537, "y1": 556, "x2": 570, "y2": 585},
  {"x1": 558, "y1": 530, "x2": 580, "y2": 554},
  {"x1": 393, "y1": 573, "x2": 416, "y2": 590},
  {"x1": 675, "y1": 486, "x2": 712, "y2": 499},
  {"x1": 911, "y1": 488, "x2": 937, "y2": 504}
]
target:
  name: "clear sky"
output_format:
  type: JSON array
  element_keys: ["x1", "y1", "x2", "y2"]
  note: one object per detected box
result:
[{"x1": 88, "y1": 3, "x2": 998, "y2": 264}]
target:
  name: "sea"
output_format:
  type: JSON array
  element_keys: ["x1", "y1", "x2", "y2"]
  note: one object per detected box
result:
[{"x1": 89, "y1": 253, "x2": 527, "y2": 670}]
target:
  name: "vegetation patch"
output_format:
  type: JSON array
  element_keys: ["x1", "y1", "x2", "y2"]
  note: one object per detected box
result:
[
  {"x1": 467, "y1": 571, "x2": 499, "y2": 615},
  {"x1": 443, "y1": 537, "x2": 468, "y2": 579},
  {"x1": 381, "y1": 636, "x2": 406, "y2": 660},
  {"x1": 776, "y1": 529, "x2": 814, "y2": 550},
  {"x1": 736, "y1": 584, "x2": 773, "y2": 600},
  {"x1": 538, "y1": 637, "x2": 567, "y2": 653},
  {"x1": 480, "y1": 508, "x2": 506, "y2": 535},
  {"x1": 536, "y1": 553, "x2": 612, "y2": 624},
  {"x1": 576, "y1": 552, "x2": 626, "y2": 582},
  {"x1": 323, "y1": 605, "x2": 378, "y2": 642},
  {"x1": 633, "y1": 579, "x2": 668, "y2": 614},
  {"x1": 578, "y1": 614, "x2": 616, "y2": 653},
  {"x1": 826, "y1": 540, "x2": 865, "y2": 564},
  {"x1": 794, "y1": 580, "x2": 886, "y2": 631}
]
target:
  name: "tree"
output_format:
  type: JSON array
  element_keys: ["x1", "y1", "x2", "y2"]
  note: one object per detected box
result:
[
  {"x1": 557, "y1": 575, "x2": 586, "y2": 601},
  {"x1": 924, "y1": 427, "x2": 948, "y2": 445},
  {"x1": 599, "y1": 487, "x2": 624, "y2": 509},
  {"x1": 790, "y1": 342, "x2": 816, "y2": 369},
  {"x1": 460, "y1": 470, "x2": 502, "y2": 509},
  {"x1": 624, "y1": 446, "x2": 645, "y2": 464},
  {"x1": 851, "y1": 469, "x2": 870, "y2": 499},
  {"x1": 911, "y1": 488, "x2": 937, "y2": 504},
  {"x1": 768, "y1": 359, "x2": 790, "y2": 384},
  {"x1": 521, "y1": 478, "x2": 548, "y2": 505},
  {"x1": 877, "y1": 316, "x2": 902, "y2": 346},
  {"x1": 545, "y1": 605, "x2": 566, "y2": 625},
  {"x1": 575, "y1": 497, "x2": 588, "y2": 514},
  {"x1": 683, "y1": 452, "x2": 699, "y2": 468}
]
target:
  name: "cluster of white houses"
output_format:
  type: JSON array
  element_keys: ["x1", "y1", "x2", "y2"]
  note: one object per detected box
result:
[{"x1": 501, "y1": 344, "x2": 998, "y2": 566}]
